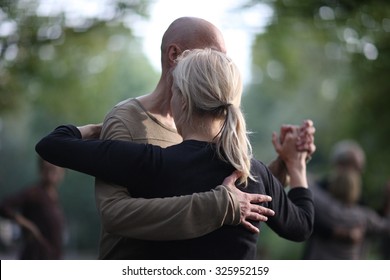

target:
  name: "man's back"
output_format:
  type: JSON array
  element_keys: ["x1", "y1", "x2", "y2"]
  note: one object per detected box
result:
[{"x1": 95, "y1": 98, "x2": 182, "y2": 259}]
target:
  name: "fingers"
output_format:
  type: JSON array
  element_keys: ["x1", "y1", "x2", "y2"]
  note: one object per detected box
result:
[
  {"x1": 302, "y1": 119, "x2": 314, "y2": 128},
  {"x1": 241, "y1": 221, "x2": 260, "y2": 234},
  {"x1": 248, "y1": 204, "x2": 275, "y2": 220},
  {"x1": 240, "y1": 204, "x2": 275, "y2": 234},
  {"x1": 247, "y1": 193, "x2": 272, "y2": 203},
  {"x1": 278, "y1": 120, "x2": 315, "y2": 150},
  {"x1": 279, "y1": 125, "x2": 296, "y2": 143},
  {"x1": 297, "y1": 119, "x2": 316, "y2": 154},
  {"x1": 282, "y1": 131, "x2": 298, "y2": 149},
  {"x1": 304, "y1": 143, "x2": 316, "y2": 155}
]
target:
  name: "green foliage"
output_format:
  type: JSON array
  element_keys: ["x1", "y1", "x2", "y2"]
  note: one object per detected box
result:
[
  {"x1": 0, "y1": 0, "x2": 158, "y2": 257},
  {"x1": 244, "y1": 0, "x2": 390, "y2": 259},
  {"x1": 0, "y1": 0, "x2": 151, "y2": 113}
]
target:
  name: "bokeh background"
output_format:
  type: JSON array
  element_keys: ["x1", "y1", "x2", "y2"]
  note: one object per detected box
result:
[{"x1": 0, "y1": 0, "x2": 389, "y2": 259}]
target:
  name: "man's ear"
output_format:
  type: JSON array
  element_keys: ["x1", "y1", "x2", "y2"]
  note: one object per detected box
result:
[{"x1": 168, "y1": 44, "x2": 182, "y2": 66}]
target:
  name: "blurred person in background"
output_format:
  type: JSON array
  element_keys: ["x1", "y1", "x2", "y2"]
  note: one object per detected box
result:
[
  {"x1": 304, "y1": 140, "x2": 390, "y2": 259},
  {"x1": 0, "y1": 158, "x2": 65, "y2": 259}
]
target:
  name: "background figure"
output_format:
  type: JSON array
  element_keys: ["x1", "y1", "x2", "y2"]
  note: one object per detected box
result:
[
  {"x1": 0, "y1": 158, "x2": 65, "y2": 259},
  {"x1": 304, "y1": 140, "x2": 390, "y2": 259}
]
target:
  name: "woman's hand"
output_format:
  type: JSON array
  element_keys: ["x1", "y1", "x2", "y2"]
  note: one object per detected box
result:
[
  {"x1": 272, "y1": 128, "x2": 308, "y2": 188},
  {"x1": 278, "y1": 120, "x2": 315, "y2": 160},
  {"x1": 273, "y1": 128, "x2": 307, "y2": 166},
  {"x1": 77, "y1": 124, "x2": 102, "y2": 139}
]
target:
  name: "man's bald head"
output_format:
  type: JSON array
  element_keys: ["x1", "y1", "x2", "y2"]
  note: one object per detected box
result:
[{"x1": 160, "y1": 17, "x2": 226, "y2": 69}]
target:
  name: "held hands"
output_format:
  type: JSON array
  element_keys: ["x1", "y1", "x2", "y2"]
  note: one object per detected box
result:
[
  {"x1": 77, "y1": 123, "x2": 102, "y2": 139},
  {"x1": 297, "y1": 119, "x2": 316, "y2": 156},
  {"x1": 268, "y1": 120, "x2": 315, "y2": 187},
  {"x1": 222, "y1": 171, "x2": 275, "y2": 234},
  {"x1": 272, "y1": 121, "x2": 310, "y2": 188},
  {"x1": 277, "y1": 119, "x2": 316, "y2": 160},
  {"x1": 272, "y1": 127, "x2": 308, "y2": 167}
]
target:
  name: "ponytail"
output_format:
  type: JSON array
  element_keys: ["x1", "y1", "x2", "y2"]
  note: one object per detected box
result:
[{"x1": 216, "y1": 104, "x2": 254, "y2": 186}]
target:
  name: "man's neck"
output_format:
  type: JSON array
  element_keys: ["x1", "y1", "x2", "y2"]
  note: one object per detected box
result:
[{"x1": 137, "y1": 82, "x2": 176, "y2": 130}]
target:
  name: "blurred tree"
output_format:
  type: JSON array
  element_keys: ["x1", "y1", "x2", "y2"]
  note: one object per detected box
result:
[
  {"x1": 0, "y1": 0, "x2": 149, "y2": 113},
  {"x1": 242, "y1": 0, "x2": 390, "y2": 259},
  {"x1": 0, "y1": 0, "x2": 157, "y2": 256}
]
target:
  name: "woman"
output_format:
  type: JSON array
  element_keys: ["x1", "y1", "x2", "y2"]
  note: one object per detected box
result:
[{"x1": 36, "y1": 48, "x2": 313, "y2": 259}]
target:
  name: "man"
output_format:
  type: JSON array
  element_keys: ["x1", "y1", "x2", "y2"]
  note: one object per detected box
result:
[
  {"x1": 303, "y1": 140, "x2": 390, "y2": 259},
  {"x1": 95, "y1": 17, "x2": 315, "y2": 259},
  {"x1": 0, "y1": 158, "x2": 65, "y2": 259}
]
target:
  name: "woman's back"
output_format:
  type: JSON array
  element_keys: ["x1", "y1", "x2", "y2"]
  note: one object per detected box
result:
[{"x1": 120, "y1": 140, "x2": 261, "y2": 259}]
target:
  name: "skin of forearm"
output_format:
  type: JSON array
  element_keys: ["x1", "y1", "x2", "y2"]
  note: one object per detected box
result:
[{"x1": 286, "y1": 163, "x2": 308, "y2": 188}]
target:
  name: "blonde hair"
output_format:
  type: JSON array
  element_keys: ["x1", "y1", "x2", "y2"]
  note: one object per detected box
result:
[{"x1": 172, "y1": 48, "x2": 254, "y2": 185}]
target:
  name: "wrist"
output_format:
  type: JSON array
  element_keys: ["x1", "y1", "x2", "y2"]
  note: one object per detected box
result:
[
  {"x1": 78, "y1": 124, "x2": 101, "y2": 139},
  {"x1": 219, "y1": 185, "x2": 241, "y2": 226},
  {"x1": 287, "y1": 165, "x2": 308, "y2": 188}
]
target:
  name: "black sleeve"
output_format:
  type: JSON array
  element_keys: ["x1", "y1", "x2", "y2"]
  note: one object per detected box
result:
[
  {"x1": 254, "y1": 160, "x2": 314, "y2": 242},
  {"x1": 35, "y1": 125, "x2": 161, "y2": 189}
]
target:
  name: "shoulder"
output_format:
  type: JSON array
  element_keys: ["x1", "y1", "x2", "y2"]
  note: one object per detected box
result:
[
  {"x1": 104, "y1": 98, "x2": 145, "y2": 122},
  {"x1": 250, "y1": 158, "x2": 273, "y2": 181},
  {"x1": 101, "y1": 98, "x2": 146, "y2": 140}
]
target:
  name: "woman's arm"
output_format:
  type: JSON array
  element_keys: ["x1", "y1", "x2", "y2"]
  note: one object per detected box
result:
[
  {"x1": 262, "y1": 128, "x2": 314, "y2": 241},
  {"x1": 36, "y1": 124, "x2": 273, "y2": 240},
  {"x1": 272, "y1": 128, "x2": 308, "y2": 189},
  {"x1": 36, "y1": 125, "x2": 154, "y2": 188},
  {"x1": 255, "y1": 160, "x2": 314, "y2": 242},
  {"x1": 268, "y1": 120, "x2": 315, "y2": 187}
]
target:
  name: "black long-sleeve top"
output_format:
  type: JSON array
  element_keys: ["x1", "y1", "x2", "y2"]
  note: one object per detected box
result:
[{"x1": 36, "y1": 125, "x2": 314, "y2": 259}]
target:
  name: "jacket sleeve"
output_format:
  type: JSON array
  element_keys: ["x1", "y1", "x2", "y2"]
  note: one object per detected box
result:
[
  {"x1": 362, "y1": 205, "x2": 390, "y2": 236},
  {"x1": 94, "y1": 117, "x2": 241, "y2": 240}
]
